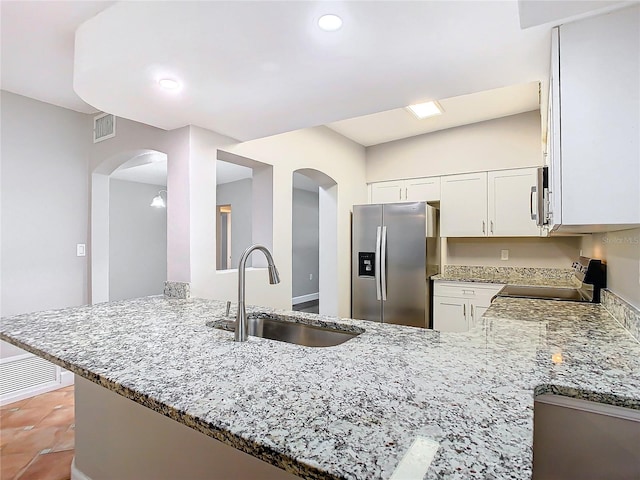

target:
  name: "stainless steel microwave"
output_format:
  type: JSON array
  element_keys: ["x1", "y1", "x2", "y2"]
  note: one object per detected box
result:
[{"x1": 531, "y1": 166, "x2": 549, "y2": 226}]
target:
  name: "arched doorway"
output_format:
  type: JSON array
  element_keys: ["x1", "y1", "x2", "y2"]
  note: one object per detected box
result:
[
  {"x1": 292, "y1": 168, "x2": 338, "y2": 316},
  {"x1": 91, "y1": 149, "x2": 168, "y2": 303}
]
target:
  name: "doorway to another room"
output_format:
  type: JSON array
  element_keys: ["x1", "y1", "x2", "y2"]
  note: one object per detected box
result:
[{"x1": 291, "y1": 171, "x2": 328, "y2": 315}]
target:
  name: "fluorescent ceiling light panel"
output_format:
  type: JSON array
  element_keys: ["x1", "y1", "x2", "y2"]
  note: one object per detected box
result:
[
  {"x1": 406, "y1": 101, "x2": 443, "y2": 119},
  {"x1": 318, "y1": 14, "x2": 343, "y2": 31}
]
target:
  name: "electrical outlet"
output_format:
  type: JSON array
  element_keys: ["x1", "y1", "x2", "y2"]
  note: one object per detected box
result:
[
  {"x1": 76, "y1": 244, "x2": 86, "y2": 257},
  {"x1": 309, "y1": 274, "x2": 313, "y2": 281},
  {"x1": 501, "y1": 249, "x2": 509, "y2": 261}
]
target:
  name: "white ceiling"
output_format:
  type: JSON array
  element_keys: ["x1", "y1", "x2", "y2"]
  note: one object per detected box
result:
[
  {"x1": 1, "y1": 1, "x2": 633, "y2": 144},
  {"x1": 216, "y1": 161, "x2": 252, "y2": 185},
  {"x1": 0, "y1": 1, "x2": 113, "y2": 113},
  {"x1": 110, "y1": 152, "x2": 168, "y2": 186},
  {"x1": 327, "y1": 82, "x2": 540, "y2": 146}
]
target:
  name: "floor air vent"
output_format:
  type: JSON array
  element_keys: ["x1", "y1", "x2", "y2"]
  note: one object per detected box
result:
[{"x1": 93, "y1": 112, "x2": 116, "y2": 143}]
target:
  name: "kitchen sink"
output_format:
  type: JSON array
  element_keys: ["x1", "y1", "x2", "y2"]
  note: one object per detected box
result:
[{"x1": 207, "y1": 313, "x2": 363, "y2": 347}]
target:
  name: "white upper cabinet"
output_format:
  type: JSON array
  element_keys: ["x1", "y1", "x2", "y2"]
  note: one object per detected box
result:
[
  {"x1": 488, "y1": 168, "x2": 542, "y2": 237},
  {"x1": 548, "y1": 6, "x2": 640, "y2": 232},
  {"x1": 441, "y1": 168, "x2": 542, "y2": 237},
  {"x1": 370, "y1": 180, "x2": 404, "y2": 203},
  {"x1": 405, "y1": 177, "x2": 441, "y2": 202},
  {"x1": 440, "y1": 172, "x2": 488, "y2": 237},
  {"x1": 370, "y1": 176, "x2": 441, "y2": 203}
]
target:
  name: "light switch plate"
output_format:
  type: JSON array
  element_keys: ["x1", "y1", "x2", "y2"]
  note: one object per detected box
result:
[
  {"x1": 501, "y1": 249, "x2": 509, "y2": 261},
  {"x1": 77, "y1": 244, "x2": 86, "y2": 257}
]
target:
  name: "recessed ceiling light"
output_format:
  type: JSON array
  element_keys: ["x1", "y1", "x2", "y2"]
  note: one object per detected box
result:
[
  {"x1": 406, "y1": 101, "x2": 443, "y2": 119},
  {"x1": 318, "y1": 14, "x2": 343, "y2": 32},
  {"x1": 158, "y1": 78, "x2": 181, "y2": 90}
]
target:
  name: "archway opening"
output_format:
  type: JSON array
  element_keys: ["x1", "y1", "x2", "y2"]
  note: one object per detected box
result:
[
  {"x1": 292, "y1": 168, "x2": 338, "y2": 316},
  {"x1": 91, "y1": 149, "x2": 168, "y2": 303}
]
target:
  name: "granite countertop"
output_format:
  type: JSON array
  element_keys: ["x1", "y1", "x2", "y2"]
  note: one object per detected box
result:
[
  {"x1": 1, "y1": 296, "x2": 639, "y2": 479},
  {"x1": 431, "y1": 266, "x2": 578, "y2": 287}
]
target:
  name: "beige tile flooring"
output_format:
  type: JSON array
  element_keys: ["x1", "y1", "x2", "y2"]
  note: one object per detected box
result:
[{"x1": 1, "y1": 386, "x2": 75, "y2": 480}]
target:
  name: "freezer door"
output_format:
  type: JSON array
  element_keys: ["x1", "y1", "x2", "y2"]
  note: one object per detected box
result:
[
  {"x1": 352, "y1": 205, "x2": 383, "y2": 322},
  {"x1": 382, "y1": 202, "x2": 427, "y2": 327}
]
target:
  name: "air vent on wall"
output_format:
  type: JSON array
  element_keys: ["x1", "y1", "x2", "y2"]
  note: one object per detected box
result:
[
  {"x1": 93, "y1": 113, "x2": 116, "y2": 143},
  {"x1": 0, "y1": 355, "x2": 58, "y2": 396}
]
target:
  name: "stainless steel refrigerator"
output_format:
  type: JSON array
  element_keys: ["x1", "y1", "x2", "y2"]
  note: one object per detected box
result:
[{"x1": 351, "y1": 202, "x2": 439, "y2": 328}]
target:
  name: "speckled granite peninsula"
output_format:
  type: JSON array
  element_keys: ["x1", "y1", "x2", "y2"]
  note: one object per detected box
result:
[{"x1": 1, "y1": 295, "x2": 640, "y2": 479}]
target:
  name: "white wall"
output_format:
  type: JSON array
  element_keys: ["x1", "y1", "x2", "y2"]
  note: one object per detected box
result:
[
  {"x1": 446, "y1": 237, "x2": 583, "y2": 268},
  {"x1": 89, "y1": 118, "x2": 194, "y2": 298},
  {"x1": 109, "y1": 179, "x2": 167, "y2": 301},
  {"x1": 365, "y1": 111, "x2": 542, "y2": 183},
  {"x1": 217, "y1": 126, "x2": 367, "y2": 317},
  {"x1": 1, "y1": 91, "x2": 91, "y2": 318},
  {"x1": 216, "y1": 178, "x2": 252, "y2": 268},
  {"x1": 590, "y1": 228, "x2": 640, "y2": 309},
  {"x1": 292, "y1": 187, "x2": 319, "y2": 298}
]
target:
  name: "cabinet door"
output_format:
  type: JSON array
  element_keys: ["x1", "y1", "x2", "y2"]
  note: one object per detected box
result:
[
  {"x1": 433, "y1": 296, "x2": 468, "y2": 333},
  {"x1": 559, "y1": 6, "x2": 640, "y2": 226},
  {"x1": 548, "y1": 27, "x2": 562, "y2": 229},
  {"x1": 440, "y1": 172, "x2": 488, "y2": 237},
  {"x1": 488, "y1": 168, "x2": 541, "y2": 237},
  {"x1": 470, "y1": 304, "x2": 489, "y2": 329},
  {"x1": 370, "y1": 181, "x2": 404, "y2": 204},
  {"x1": 406, "y1": 177, "x2": 441, "y2": 202}
]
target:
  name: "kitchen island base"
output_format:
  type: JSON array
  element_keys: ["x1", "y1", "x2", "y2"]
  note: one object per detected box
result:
[{"x1": 73, "y1": 376, "x2": 300, "y2": 480}]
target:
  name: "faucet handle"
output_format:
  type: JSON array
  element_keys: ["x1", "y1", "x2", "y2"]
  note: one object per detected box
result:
[{"x1": 226, "y1": 301, "x2": 231, "y2": 317}]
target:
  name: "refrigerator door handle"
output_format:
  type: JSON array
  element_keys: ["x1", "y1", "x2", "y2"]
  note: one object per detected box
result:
[
  {"x1": 381, "y1": 226, "x2": 388, "y2": 301},
  {"x1": 375, "y1": 226, "x2": 382, "y2": 301}
]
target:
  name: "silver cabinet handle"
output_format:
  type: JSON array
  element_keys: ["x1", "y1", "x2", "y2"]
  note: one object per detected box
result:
[
  {"x1": 405, "y1": 187, "x2": 408, "y2": 200},
  {"x1": 463, "y1": 303, "x2": 466, "y2": 317},
  {"x1": 381, "y1": 226, "x2": 388, "y2": 301},
  {"x1": 530, "y1": 186, "x2": 537, "y2": 220},
  {"x1": 482, "y1": 221, "x2": 486, "y2": 234},
  {"x1": 471, "y1": 304, "x2": 474, "y2": 319},
  {"x1": 375, "y1": 226, "x2": 382, "y2": 301},
  {"x1": 490, "y1": 220, "x2": 494, "y2": 234},
  {"x1": 399, "y1": 188, "x2": 402, "y2": 200}
]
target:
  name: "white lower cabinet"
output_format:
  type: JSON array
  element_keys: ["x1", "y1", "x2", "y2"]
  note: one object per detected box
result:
[{"x1": 432, "y1": 280, "x2": 504, "y2": 333}]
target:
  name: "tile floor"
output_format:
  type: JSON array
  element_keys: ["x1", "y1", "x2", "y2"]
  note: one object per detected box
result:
[{"x1": 1, "y1": 386, "x2": 74, "y2": 480}]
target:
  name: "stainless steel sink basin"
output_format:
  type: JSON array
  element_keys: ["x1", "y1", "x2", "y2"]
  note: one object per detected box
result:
[{"x1": 207, "y1": 313, "x2": 362, "y2": 347}]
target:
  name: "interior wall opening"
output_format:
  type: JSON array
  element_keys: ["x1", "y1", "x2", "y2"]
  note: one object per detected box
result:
[
  {"x1": 215, "y1": 160, "x2": 253, "y2": 270},
  {"x1": 292, "y1": 172, "x2": 320, "y2": 314},
  {"x1": 292, "y1": 168, "x2": 339, "y2": 316},
  {"x1": 91, "y1": 149, "x2": 168, "y2": 303},
  {"x1": 215, "y1": 151, "x2": 274, "y2": 277}
]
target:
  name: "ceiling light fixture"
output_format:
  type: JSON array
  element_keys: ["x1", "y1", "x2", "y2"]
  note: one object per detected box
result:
[
  {"x1": 158, "y1": 78, "x2": 181, "y2": 90},
  {"x1": 318, "y1": 14, "x2": 343, "y2": 32},
  {"x1": 406, "y1": 101, "x2": 443, "y2": 119},
  {"x1": 150, "y1": 190, "x2": 167, "y2": 208}
]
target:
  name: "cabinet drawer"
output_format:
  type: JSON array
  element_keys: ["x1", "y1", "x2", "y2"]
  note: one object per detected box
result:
[{"x1": 433, "y1": 281, "x2": 504, "y2": 304}]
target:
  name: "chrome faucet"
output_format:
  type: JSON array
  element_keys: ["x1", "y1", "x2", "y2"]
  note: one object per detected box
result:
[{"x1": 235, "y1": 244, "x2": 280, "y2": 342}]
